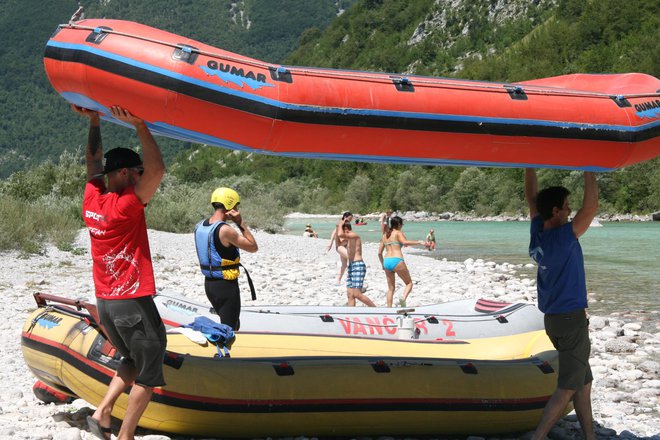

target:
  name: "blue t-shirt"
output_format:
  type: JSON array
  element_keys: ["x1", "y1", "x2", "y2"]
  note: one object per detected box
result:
[{"x1": 529, "y1": 216, "x2": 587, "y2": 314}]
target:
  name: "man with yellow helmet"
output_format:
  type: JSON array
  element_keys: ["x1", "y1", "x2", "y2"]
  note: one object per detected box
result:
[{"x1": 194, "y1": 187, "x2": 258, "y2": 330}]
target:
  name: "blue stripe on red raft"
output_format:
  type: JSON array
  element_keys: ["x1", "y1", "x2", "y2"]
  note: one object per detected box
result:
[
  {"x1": 47, "y1": 41, "x2": 659, "y2": 134},
  {"x1": 22, "y1": 331, "x2": 550, "y2": 413},
  {"x1": 59, "y1": 92, "x2": 618, "y2": 172}
]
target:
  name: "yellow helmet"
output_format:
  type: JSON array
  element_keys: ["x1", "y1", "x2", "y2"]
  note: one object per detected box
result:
[{"x1": 211, "y1": 187, "x2": 240, "y2": 210}]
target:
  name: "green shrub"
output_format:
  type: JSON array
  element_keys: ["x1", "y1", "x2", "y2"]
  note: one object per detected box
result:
[
  {"x1": 147, "y1": 174, "x2": 287, "y2": 234},
  {"x1": 0, "y1": 194, "x2": 81, "y2": 253},
  {"x1": 0, "y1": 151, "x2": 85, "y2": 253},
  {"x1": 1, "y1": 150, "x2": 86, "y2": 200}
]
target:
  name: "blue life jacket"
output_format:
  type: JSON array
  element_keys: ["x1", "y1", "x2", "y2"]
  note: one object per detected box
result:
[{"x1": 194, "y1": 220, "x2": 240, "y2": 280}]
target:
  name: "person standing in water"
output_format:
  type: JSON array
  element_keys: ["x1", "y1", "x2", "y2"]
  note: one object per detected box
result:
[
  {"x1": 525, "y1": 169, "x2": 598, "y2": 440},
  {"x1": 425, "y1": 229, "x2": 436, "y2": 250},
  {"x1": 338, "y1": 222, "x2": 376, "y2": 307},
  {"x1": 303, "y1": 224, "x2": 318, "y2": 238},
  {"x1": 326, "y1": 211, "x2": 353, "y2": 284},
  {"x1": 377, "y1": 216, "x2": 427, "y2": 307}
]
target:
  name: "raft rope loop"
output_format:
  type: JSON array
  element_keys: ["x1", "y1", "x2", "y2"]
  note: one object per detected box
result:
[{"x1": 61, "y1": 23, "x2": 660, "y2": 101}]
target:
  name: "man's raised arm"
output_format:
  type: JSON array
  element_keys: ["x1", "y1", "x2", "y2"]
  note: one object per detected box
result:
[
  {"x1": 525, "y1": 168, "x2": 539, "y2": 219},
  {"x1": 572, "y1": 172, "x2": 598, "y2": 238},
  {"x1": 71, "y1": 105, "x2": 103, "y2": 180},
  {"x1": 110, "y1": 106, "x2": 165, "y2": 204}
]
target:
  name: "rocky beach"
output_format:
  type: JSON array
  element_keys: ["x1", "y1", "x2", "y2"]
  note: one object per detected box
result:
[{"x1": 0, "y1": 229, "x2": 657, "y2": 440}]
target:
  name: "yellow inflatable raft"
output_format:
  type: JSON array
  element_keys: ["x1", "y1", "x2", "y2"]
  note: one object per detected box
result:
[{"x1": 21, "y1": 297, "x2": 568, "y2": 437}]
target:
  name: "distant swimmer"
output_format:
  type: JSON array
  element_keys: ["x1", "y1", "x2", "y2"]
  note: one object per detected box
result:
[
  {"x1": 377, "y1": 216, "x2": 427, "y2": 307},
  {"x1": 425, "y1": 229, "x2": 436, "y2": 250},
  {"x1": 303, "y1": 224, "x2": 318, "y2": 238}
]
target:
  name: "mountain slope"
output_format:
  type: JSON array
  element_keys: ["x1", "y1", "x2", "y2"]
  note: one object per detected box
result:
[{"x1": 286, "y1": 0, "x2": 658, "y2": 81}]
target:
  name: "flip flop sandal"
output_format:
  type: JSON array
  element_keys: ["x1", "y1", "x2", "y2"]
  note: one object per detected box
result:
[{"x1": 87, "y1": 415, "x2": 112, "y2": 440}]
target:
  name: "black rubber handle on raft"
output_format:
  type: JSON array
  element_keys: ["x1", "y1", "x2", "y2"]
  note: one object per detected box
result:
[
  {"x1": 85, "y1": 26, "x2": 112, "y2": 44},
  {"x1": 610, "y1": 95, "x2": 631, "y2": 108},
  {"x1": 371, "y1": 360, "x2": 391, "y2": 373},
  {"x1": 504, "y1": 85, "x2": 528, "y2": 100},
  {"x1": 269, "y1": 67, "x2": 293, "y2": 83},
  {"x1": 172, "y1": 44, "x2": 199, "y2": 64},
  {"x1": 391, "y1": 77, "x2": 414, "y2": 92},
  {"x1": 273, "y1": 362, "x2": 295, "y2": 376}
]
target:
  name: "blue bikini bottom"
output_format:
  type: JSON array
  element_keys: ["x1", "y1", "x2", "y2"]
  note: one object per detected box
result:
[{"x1": 383, "y1": 257, "x2": 404, "y2": 271}]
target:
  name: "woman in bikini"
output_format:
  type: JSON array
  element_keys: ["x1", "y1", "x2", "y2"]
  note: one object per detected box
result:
[
  {"x1": 378, "y1": 216, "x2": 427, "y2": 307},
  {"x1": 326, "y1": 211, "x2": 353, "y2": 284}
]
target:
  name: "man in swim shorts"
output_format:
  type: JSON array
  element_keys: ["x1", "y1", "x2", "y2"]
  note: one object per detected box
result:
[
  {"x1": 525, "y1": 169, "x2": 598, "y2": 440},
  {"x1": 74, "y1": 104, "x2": 167, "y2": 440},
  {"x1": 339, "y1": 223, "x2": 376, "y2": 307}
]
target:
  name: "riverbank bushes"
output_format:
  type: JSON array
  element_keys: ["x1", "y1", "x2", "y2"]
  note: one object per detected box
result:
[
  {"x1": 1, "y1": 148, "x2": 657, "y2": 254},
  {"x1": 0, "y1": 151, "x2": 290, "y2": 253}
]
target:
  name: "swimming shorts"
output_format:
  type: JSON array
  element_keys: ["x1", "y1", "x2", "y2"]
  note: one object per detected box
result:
[
  {"x1": 346, "y1": 260, "x2": 367, "y2": 289},
  {"x1": 97, "y1": 295, "x2": 167, "y2": 387},
  {"x1": 383, "y1": 257, "x2": 404, "y2": 272},
  {"x1": 544, "y1": 309, "x2": 593, "y2": 390}
]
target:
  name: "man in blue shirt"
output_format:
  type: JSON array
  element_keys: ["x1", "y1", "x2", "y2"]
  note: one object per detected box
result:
[{"x1": 525, "y1": 169, "x2": 598, "y2": 440}]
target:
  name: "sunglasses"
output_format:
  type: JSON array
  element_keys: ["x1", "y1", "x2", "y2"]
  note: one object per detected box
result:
[{"x1": 131, "y1": 166, "x2": 144, "y2": 176}]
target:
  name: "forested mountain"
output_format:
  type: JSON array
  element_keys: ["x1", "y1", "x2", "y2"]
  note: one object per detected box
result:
[{"x1": 0, "y1": 0, "x2": 354, "y2": 177}]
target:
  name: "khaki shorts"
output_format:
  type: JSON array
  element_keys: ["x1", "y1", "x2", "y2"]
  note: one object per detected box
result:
[
  {"x1": 98, "y1": 295, "x2": 167, "y2": 387},
  {"x1": 544, "y1": 309, "x2": 593, "y2": 390}
]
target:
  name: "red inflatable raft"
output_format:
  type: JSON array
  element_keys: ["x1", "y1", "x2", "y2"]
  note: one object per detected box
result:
[{"x1": 44, "y1": 19, "x2": 660, "y2": 170}]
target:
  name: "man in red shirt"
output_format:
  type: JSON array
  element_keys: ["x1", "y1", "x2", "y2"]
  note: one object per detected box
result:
[{"x1": 73, "y1": 104, "x2": 166, "y2": 440}]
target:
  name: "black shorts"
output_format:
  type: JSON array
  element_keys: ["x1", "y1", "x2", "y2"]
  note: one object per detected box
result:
[
  {"x1": 205, "y1": 277, "x2": 241, "y2": 330},
  {"x1": 97, "y1": 295, "x2": 167, "y2": 387},
  {"x1": 544, "y1": 309, "x2": 593, "y2": 390}
]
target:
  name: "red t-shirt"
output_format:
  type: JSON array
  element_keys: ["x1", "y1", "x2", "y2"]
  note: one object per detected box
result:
[{"x1": 82, "y1": 179, "x2": 155, "y2": 300}]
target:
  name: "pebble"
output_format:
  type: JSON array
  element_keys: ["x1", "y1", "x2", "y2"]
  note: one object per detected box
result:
[
  {"x1": 605, "y1": 339, "x2": 639, "y2": 353},
  {"x1": 52, "y1": 429, "x2": 82, "y2": 440}
]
